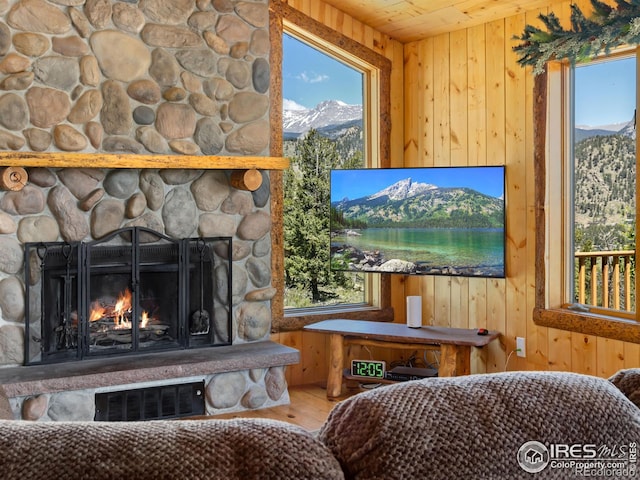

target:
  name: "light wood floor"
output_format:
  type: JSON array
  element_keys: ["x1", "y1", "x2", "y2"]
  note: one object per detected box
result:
[{"x1": 201, "y1": 383, "x2": 357, "y2": 431}]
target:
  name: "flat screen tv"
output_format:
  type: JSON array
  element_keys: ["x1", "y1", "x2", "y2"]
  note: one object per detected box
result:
[{"x1": 330, "y1": 166, "x2": 506, "y2": 278}]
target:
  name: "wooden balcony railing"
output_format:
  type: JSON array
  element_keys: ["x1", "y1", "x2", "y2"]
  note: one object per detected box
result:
[{"x1": 575, "y1": 250, "x2": 635, "y2": 311}]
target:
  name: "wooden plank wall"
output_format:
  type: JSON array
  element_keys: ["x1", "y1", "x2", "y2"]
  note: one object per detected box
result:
[
  {"x1": 403, "y1": 0, "x2": 640, "y2": 377},
  {"x1": 271, "y1": 0, "x2": 405, "y2": 385},
  {"x1": 273, "y1": 0, "x2": 640, "y2": 387}
]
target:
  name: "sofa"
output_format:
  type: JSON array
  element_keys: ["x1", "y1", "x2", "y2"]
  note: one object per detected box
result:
[{"x1": 1, "y1": 370, "x2": 639, "y2": 479}]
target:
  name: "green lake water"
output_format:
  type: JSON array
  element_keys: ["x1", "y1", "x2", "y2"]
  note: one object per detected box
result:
[{"x1": 332, "y1": 227, "x2": 504, "y2": 269}]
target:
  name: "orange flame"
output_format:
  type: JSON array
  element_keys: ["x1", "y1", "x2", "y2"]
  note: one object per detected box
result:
[
  {"x1": 88, "y1": 288, "x2": 153, "y2": 329},
  {"x1": 89, "y1": 302, "x2": 106, "y2": 322},
  {"x1": 114, "y1": 289, "x2": 132, "y2": 327},
  {"x1": 140, "y1": 310, "x2": 150, "y2": 328}
]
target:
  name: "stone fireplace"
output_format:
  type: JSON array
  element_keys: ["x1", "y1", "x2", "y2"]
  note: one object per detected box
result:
[
  {"x1": 0, "y1": 166, "x2": 297, "y2": 422},
  {"x1": 0, "y1": 0, "x2": 298, "y2": 421}
]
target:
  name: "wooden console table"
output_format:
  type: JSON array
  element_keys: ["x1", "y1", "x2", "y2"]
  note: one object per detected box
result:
[{"x1": 304, "y1": 319, "x2": 500, "y2": 399}]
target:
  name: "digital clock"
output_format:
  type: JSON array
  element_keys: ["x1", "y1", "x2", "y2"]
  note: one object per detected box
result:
[{"x1": 351, "y1": 359, "x2": 386, "y2": 379}]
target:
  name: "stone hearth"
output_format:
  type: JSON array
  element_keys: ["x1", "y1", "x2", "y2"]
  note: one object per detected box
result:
[{"x1": 0, "y1": 341, "x2": 298, "y2": 421}]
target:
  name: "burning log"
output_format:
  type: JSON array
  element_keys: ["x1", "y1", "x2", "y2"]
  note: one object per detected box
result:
[{"x1": 90, "y1": 322, "x2": 171, "y2": 345}]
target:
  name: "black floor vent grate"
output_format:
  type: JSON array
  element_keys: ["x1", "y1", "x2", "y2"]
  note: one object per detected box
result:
[{"x1": 95, "y1": 381, "x2": 205, "y2": 421}]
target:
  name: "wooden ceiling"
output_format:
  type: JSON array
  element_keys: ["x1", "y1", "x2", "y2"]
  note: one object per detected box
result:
[{"x1": 320, "y1": 0, "x2": 553, "y2": 43}]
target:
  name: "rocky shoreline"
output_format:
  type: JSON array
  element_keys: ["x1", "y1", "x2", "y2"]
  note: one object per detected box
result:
[{"x1": 331, "y1": 243, "x2": 504, "y2": 277}]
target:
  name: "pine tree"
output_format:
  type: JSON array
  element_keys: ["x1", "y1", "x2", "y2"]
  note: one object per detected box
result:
[{"x1": 284, "y1": 129, "x2": 340, "y2": 302}]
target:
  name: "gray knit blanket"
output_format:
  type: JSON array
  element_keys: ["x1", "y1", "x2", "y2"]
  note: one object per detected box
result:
[
  {"x1": 319, "y1": 371, "x2": 640, "y2": 479},
  {"x1": 0, "y1": 417, "x2": 344, "y2": 480}
]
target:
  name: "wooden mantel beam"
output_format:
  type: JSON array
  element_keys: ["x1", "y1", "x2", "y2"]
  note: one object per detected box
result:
[{"x1": 0, "y1": 152, "x2": 290, "y2": 171}]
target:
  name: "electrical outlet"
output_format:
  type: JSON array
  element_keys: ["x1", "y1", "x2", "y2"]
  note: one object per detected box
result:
[{"x1": 516, "y1": 337, "x2": 526, "y2": 358}]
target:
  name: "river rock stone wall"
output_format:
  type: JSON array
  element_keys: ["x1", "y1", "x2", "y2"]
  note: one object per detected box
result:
[
  {"x1": 0, "y1": 0, "x2": 285, "y2": 420},
  {"x1": 0, "y1": 0, "x2": 270, "y2": 155}
]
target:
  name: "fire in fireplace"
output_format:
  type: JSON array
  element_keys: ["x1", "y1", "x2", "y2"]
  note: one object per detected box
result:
[{"x1": 24, "y1": 227, "x2": 232, "y2": 365}]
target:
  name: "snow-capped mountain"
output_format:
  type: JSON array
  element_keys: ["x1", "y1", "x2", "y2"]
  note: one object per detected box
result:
[
  {"x1": 617, "y1": 118, "x2": 636, "y2": 139},
  {"x1": 332, "y1": 179, "x2": 504, "y2": 230},
  {"x1": 368, "y1": 178, "x2": 437, "y2": 201},
  {"x1": 283, "y1": 99, "x2": 363, "y2": 137},
  {"x1": 575, "y1": 117, "x2": 636, "y2": 141}
]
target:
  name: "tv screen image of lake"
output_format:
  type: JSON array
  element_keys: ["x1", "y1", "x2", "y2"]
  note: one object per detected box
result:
[{"x1": 329, "y1": 166, "x2": 506, "y2": 278}]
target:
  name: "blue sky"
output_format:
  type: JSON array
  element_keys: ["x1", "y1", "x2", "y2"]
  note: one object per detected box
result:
[
  {"x1": 283, "y1": 33, "x2": 363, "y2": 109},
  {"x1": 284, "y1": 32, "x2": 635, "y2": 126},
  {"x1": 331, "y1": 167, "x2": 505, "y2": 201},
  {"x1": 574, "y1": 56, "x2": 636, "y2": 126}
]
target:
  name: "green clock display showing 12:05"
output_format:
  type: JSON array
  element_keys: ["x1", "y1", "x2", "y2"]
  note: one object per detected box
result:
[{"x1": 351, "y1": 359, "x2": 386, "y2": 379}]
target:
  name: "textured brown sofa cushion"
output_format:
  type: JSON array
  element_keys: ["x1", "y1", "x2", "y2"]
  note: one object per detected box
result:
[
  {"x1": 0, "y1": 417, "x2": 345, "y2": 480},
  {"x1": 319, "y1": 371, "x2": 640, "y2": 479},
  {"x1": 609, "y1": 368, "x2": 640, "y2": 409}
]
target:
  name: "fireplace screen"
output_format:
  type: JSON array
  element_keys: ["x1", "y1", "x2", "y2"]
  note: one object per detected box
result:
[{"x1": 24, "y1": 227, "x2": 232, "y2": 365}]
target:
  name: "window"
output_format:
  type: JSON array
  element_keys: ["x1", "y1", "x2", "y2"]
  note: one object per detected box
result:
[
  {"x1": 269, "y1": 3, "x2": 393, "y2": 328},
  {"x1": 572, "y1": 56, "x2": 636, "y2": 313},
  {"x1": 534, "y1": 48, "x2": 640, "y2": 341},
  {"x1": 282, "y1": 31, "x2": 367, "y2": 310}
]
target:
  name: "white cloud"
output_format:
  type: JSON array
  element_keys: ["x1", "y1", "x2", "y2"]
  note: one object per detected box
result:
[
  {"x1": 297, "y1": 71, "x2": 330, "y2": 84},
  {"x1": 283, "y1": 99, "x2": 307, "y2": 111}
]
